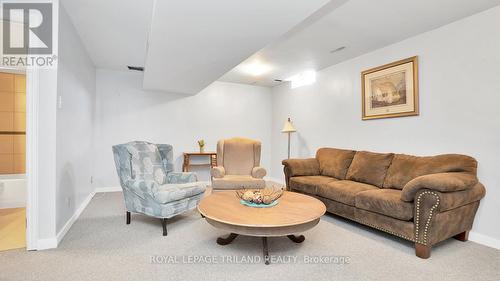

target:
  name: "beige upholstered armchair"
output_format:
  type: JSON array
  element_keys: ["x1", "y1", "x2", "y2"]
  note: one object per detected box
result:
[{"x1": 211, "y1": 137, "x2": 266, "y2": 190}]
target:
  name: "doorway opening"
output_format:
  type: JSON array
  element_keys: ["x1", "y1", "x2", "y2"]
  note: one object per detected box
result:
[{"x1": 0, "y1": 71, "x2": 27, "y2": 251}]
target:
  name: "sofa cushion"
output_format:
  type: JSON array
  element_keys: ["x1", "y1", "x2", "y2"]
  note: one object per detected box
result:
[
  {"x1": 289, "y1": 176, "x2": 337, "y2": 195},
  {"x1": 355, "y1": 189, "x2": 413, "y2": 221},
  {"x1": 383, "y1": 154, "x2": 478, "y2": 190},
  {"x1": 153, "y1": 182, "x2": 206, "y2": 204},
  {"x1": 316, "y1": 148, "x2": 356, "y2": 179},
  {"x1": 346, "y1": 151, "x2": 394, "y2": 187},
  {"x1": 318, "y1": 180, "x2": 378, "y2": 206},
  {"x1": 222, "y1": 138, "x2": 259, "y2": 175}
]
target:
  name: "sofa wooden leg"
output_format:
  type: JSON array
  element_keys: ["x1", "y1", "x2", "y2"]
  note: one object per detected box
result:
[
  {"x1": 161, "y1": 218, "x2": 168, "y2": 236},
  {"x1": 126, "y1": 211, "x2": 131, "y2": 225},
  {"x1": 415, "y1": 243, "x2": 432, "y2": 259},
  {"x1": 454, "y1": 231, "x2": 469, "y2": 242}
]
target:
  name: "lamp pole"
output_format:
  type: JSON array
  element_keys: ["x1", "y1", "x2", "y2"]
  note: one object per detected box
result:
[
  {"x1": 281, "y1": 117, "x2": 296, "y2": 159},
  {"x1": 287, "y1": 131, "x2": 291, "y2": 159}
]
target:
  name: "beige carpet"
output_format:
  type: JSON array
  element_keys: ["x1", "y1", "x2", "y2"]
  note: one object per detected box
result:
[
  {"x1": 0, "y1": 208, "x2": 26, "y2": 251},
  {"x1": 0, "y1": 192, "x2": 499, "y2": 281}
]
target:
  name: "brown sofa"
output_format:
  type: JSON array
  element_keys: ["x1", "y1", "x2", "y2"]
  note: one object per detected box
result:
[{"x1": 282, "y1": 148, "x2": 485, "y2": 259}]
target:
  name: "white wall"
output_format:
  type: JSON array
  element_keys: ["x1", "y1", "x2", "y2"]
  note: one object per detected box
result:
[
  {"x1": 36, "y1": 68, "x2": 58, "y2": 241},
  {"x1": 55, "y1": 5, "x2": 96, "y2": 232},
  {"x1": 93, "y1": 70, "x2": 272, "y2": 187},
  {"x1": 271, "y1": 6, "x2": 500, "y2": 244}
]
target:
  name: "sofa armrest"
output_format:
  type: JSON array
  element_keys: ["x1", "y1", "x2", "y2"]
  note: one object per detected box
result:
[
  {"x1": 436, "y1": 182, "x2": 485, "y2": 211},
  {"x1": 401, "y1": 172, "x2": 478, "y2": 202},
  {"x1": 251, "y1": 166, "x2": 267, "y2": 179},
  {"x1": 282, "y1": 158, "x2": 320, "y2": 177},
  {"x1": 412, "y1": 182, "x2": 485, "y2": 246},
  {"x1": 282, "y1": 158, "x2": 320, "y2": 190},
  {"x1": 211, "y1": 166, "x2": 225, "y2": 178},
  {"x1": 167, "y1": 172, "x2": 198, "y2": 184}
]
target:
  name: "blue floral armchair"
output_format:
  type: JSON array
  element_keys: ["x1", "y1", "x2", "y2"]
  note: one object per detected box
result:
[{"x1": 112, "y1": 141, "x2": 206, "y2": 236}]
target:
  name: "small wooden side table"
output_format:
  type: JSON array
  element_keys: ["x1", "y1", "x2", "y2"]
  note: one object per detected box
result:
[{"x1": 182, "y1": 152, "x2": 217, "y2": 172}]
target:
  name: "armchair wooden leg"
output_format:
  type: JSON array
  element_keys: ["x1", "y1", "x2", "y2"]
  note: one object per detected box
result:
[
  {"x1": 126, "y1": 211, "x2": 131, "y2": 224},
  {"x1": 415, "y1": 243, "x2": 432, "y2": 259},
  {"x1": 161, "y1": 218, "x2": 168, "y2": 236},
  {"x1": 454, "y1": 231, "x2": 469, "y2": 242}
]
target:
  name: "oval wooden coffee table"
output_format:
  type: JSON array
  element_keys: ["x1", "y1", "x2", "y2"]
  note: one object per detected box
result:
[{"x1": 198, "y1": 191, "x2": 326, "y2": 264}]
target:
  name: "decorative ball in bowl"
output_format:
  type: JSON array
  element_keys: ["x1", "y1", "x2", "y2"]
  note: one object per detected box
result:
[{"x1": 235, "y1": 186, "x2": 284, "y2": 208}]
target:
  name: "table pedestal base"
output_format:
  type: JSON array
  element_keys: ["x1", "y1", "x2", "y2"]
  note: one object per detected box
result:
[
  {"x1": 216, "y1": 233, "x2": 305, "y2": 265},
  {"x1": 216, "y1": 233, "x2": 239, "y2": 245}
]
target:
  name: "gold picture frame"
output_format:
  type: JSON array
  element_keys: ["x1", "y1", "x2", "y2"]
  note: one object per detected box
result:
[{"x1": 361, "y1": 56, "x2": 419, "y2": 120}]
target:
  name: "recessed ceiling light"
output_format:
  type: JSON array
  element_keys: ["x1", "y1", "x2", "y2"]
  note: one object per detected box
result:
[
  {"x1": 329, "y1": 46, "x2": 346, "y2": 53},
  {"x1": 240, "y1": 61, "x2": 272, "y2": 76}
]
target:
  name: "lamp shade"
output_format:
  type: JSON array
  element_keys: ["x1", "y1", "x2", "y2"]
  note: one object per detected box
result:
[{"x1": 281, "y1": 118, "x2": 297, "y2": 133}]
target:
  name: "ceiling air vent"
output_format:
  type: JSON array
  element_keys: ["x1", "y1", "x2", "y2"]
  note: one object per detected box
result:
[
  {"x1": 127, "y1": 66, "x2": 144, "y2": 71},
  {"x1": 329, "y1": 46, "x2": 346, "y2": 53}
]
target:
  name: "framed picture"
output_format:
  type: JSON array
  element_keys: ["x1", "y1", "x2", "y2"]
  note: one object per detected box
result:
[{"x1": 361, "y1": 56, "x2": 419, "y2": 120}]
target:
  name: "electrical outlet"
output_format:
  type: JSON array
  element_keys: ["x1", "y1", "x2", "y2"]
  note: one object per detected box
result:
[
  {"x1": 58, "y1": 95, "x2": 63, "y2": 109},
  {"x1": 66, "y1": 197, "x2": 71, "y2": 207},
  {"x1": 90, "y1": 176, "x2": 93, "y2": 184}
]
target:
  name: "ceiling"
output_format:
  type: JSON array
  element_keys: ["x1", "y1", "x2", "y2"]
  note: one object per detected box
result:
[
  {"x1": 62, "y1": 0, "x2": 500, "y2": 92},
  {"x1": 219, "y1": 0, "x2": 500, "y2": 87},
  {"x1": 62, "y1": 0, "x2": 332, "y2": 94},
  {"x1": 142, "y1": 0, "x2": 332, "y2": 94},
  {"x1": 61, "y1": 0, "x2": 154, "y2": 70}
]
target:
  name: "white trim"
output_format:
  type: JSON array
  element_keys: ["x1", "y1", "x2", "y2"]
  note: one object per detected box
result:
[
  {"x1": 0, "y1": 174, "x2": 26, "y2": 180},
  {"x1": 470, "y1": 231, "x2": 500, "y2": 250},
  {"x1": 26, "y1": 68, "x2": 40, "y2": 251},
  {"x1": 0, "y1": 201, "x2": 26, "y2": 209},
  {"x1": 55, "y1": 191, "x2": 95, "y2": 245},
  {"x1": 95, "y1": 186, "x2": 122, "y2": 193},
  {"x1": 35, "y1": 191, "x2": 95, "y2": 250},
  {"x1": 36, "y1": 238, "x2": 57, "y2": 250}
]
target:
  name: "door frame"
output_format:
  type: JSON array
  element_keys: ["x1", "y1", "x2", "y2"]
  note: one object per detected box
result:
[
  {"x1": 0, "y1": 67, "x2": 38, "y2": 250},
  {"x1": 25, "y1": 69, "x2": 39, "y2": 250}
]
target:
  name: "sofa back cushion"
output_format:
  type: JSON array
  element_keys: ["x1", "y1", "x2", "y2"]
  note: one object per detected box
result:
[
  {"x1": 346, "y1": 151, "x2": 394, "y2": 187},
  {"x1": 316, "y1": 148, "x2": 356, "y2": 179},
  {"x1": 219, "y1": 138, "x2": 260, "y2": 175},
  {"x1": 127, "y1": 142, "x2": 167, "y2": 185},
  {"x1": 383, "y1": 154, "x2": 478, "y2": 190}
]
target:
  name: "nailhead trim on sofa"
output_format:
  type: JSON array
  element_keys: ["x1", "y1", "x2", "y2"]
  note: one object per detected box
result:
[{"x1": 415, "y1": 191, "x2": 440, "y2": 245}]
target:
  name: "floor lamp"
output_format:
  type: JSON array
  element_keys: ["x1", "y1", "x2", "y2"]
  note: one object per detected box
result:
[{"x1": 281, "y1": 118, "x2": 297, "y2": 159}]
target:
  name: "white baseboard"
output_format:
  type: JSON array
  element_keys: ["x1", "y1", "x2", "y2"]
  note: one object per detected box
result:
[
  {"x1": 54, "y1": 191, "x2": 95, "y2": 246},
  {"x1": 35, "y1": 191, "x2": 97, "y2": 250},
  {"x1": 469, "y1": 231, "x2": 500, "y2": 250},
  {"x1": 36, "y1": 238, "x2": 58, "y2": 250},
  {"x1": 95, "y1": 186, "x2": 122, "y2": 193}
]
